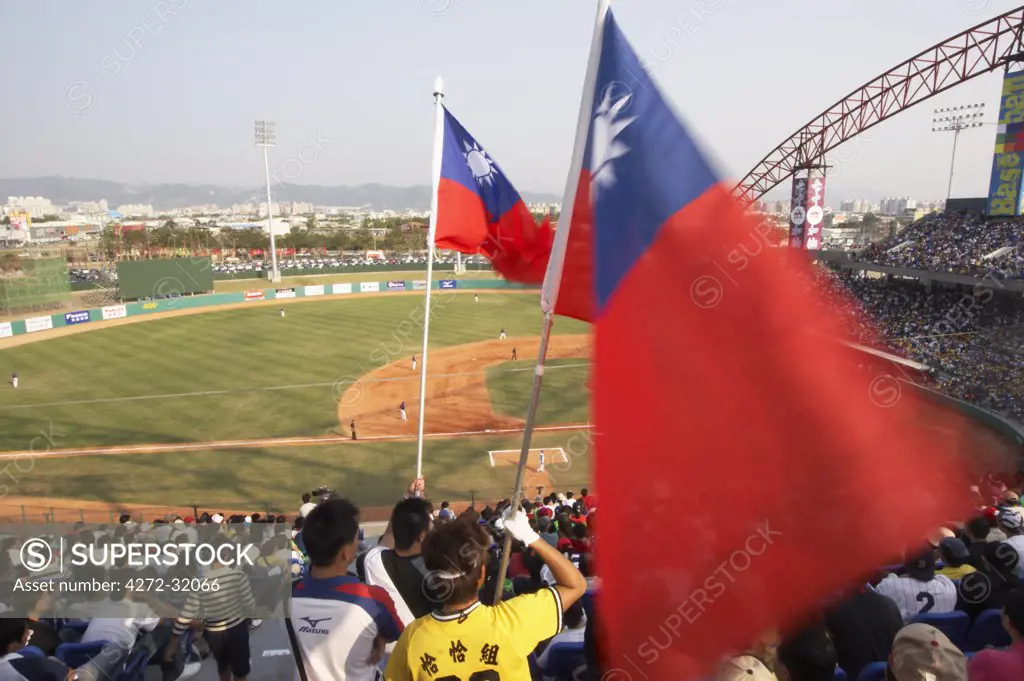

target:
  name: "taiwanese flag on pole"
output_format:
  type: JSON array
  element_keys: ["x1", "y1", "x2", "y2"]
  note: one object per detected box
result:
[
  {"x1": 434, "y1": 106, "x2": 554, "y2": 284},
  {"x1": 544, "y1": 3, "x2": 988, "y2": 678}
]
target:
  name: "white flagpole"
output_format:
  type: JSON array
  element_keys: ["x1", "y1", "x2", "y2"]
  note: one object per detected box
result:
[
  {"x1": 492, "y1": 0, "x2": 609, "y2": 604},
  {"x1": 415, "y1": 77, "x2": 445, "y2": 481}
]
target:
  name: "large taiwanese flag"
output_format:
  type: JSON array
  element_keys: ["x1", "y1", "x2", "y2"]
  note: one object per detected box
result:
[
  {"x1": 544, "y1": 3, "x2": 989, "y2": 678},
  {"x1": 433, "y1": 106, "x2": 554, "y2": 283}
]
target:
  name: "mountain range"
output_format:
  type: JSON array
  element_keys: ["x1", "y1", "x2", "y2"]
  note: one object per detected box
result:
[{"x1": 0, "y1": 177, "x2": 562, "y2": 213}]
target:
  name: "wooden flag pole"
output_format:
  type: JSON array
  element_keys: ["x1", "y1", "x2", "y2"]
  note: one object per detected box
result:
[{"x1": 492, "y1": 310, "x2": 554, "y2": 604}]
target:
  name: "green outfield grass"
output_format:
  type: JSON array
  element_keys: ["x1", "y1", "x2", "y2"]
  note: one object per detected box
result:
[
  {"x1": 486, "y1": 359, "x2": 591, "y2": 425},
  {"x1": 212, "y1": 270, "x2": 498, "y2": 293},
  {"x1": 11, "y1": 429, "x2": 592, "y2": 512},
  {"x1": 0, "y1": 292, "x2": 588, "y2": 451}
]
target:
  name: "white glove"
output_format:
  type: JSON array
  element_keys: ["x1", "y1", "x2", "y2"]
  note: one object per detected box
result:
[{"x1": 501, "y1": 507, "x2": 540, "y2": 545}]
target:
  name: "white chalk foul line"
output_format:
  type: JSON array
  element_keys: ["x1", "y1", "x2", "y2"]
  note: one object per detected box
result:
[{"x1": 0, "y1": 424, "x2": 594, "y2": 461}]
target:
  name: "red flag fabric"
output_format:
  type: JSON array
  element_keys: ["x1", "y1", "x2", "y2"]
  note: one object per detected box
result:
[
  {"x1": 432, "y1": 105, "x2": 552, "y2": 284},
  {"x1": 542, "y1": 6, "x2": 1006, "y2": 679}
]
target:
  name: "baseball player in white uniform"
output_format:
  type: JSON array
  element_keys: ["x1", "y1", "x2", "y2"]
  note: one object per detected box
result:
[
  {"x1": 411, "y1": 355, "x2": 417, "y2": 371},
  {"x1": 537, "y1": 450, "x2": 545, "y2": 473},
  {"x1": 11, "y1": 372, "x2": 17, "y2": 389},
  {"x1": 279, "y1": 308, "x2": 285, "y2": 318},
  {"x1": 499, "y1": 328, "x2": 507, "y2": 340},
  {"x1": 399, "y1": 400, "x2": 407, "y2": 421}
]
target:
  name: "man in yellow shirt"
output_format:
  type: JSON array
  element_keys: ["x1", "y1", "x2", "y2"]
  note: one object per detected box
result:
[{"x1": 385, "y1": 508, "x2": 587, "y2": 681}]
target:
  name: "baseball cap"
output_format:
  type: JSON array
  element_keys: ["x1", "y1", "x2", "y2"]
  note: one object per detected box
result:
[
  {"x1": 937, "y1": 538, "x2": 970, "y2": 564},
  {"x1": 210, "y1": 513, "x2": 224, "y2": 524},
  {"x1": 997, "y1": 509, "x2": 1023, "y2": 531},
  {"x1": 888, "y1": 624, "x2": 966, "y2": 681},
  {"x1": 904, "y1": 550, "x2": 936, "y2": 581},
  {"x1": 714, "y1": 655, "x2": 778, "y2": 681}
]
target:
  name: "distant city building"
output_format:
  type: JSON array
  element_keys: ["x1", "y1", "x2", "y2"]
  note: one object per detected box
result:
[
  {"x1": 5, "y1": 196, "x2": 56, "y2": 219},
  {"x1": 115, "y1": 203, "x2": 154, "y2": 217},
  {"x1": 879, "y1": 197, "x2": 916, "y2": 215},
  {"x1": 68, "y1": 199, "x2": 109, "y2": 214}
]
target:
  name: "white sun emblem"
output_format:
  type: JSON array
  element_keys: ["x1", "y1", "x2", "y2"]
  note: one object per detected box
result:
[
  {"x1": 590, "y1": 87, "x2": 636, "y2": 197},
  {"x1": 463, "y1": 140, "x2": 497, "y2": 187}
]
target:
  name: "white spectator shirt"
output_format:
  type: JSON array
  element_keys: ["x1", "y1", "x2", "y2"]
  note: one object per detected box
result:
[
  {"x1": 81, "y1": 598, "x2": 160, "y2": 648},
  {"x1": 299, "y1": 502, "x2": 317, "y2": 518},
  {"x1": 874, "y1": 574, "x2": 957, "y2": 623},
  {"x1": 290, "y1": 575, "x2": 404, "y2": 681},
  {"x1": 1004, "y1": 534, "x2": 1024, "y2": 578}
]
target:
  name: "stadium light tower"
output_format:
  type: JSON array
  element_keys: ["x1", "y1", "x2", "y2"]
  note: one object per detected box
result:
[
  {"x1": 254, "y1": 120, "x2": 280, "y2": 283},
  {"x1": 932, "y1": 103, "x2": 985, "y2": 202}
]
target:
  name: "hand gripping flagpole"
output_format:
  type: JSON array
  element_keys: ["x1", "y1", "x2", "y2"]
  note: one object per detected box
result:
[
  {"x1": 491, "y1": 0, "x2": 609, "y2": 605},
  {"x1": 415, "y1": 77, "x2": 445, "y2": 481}
]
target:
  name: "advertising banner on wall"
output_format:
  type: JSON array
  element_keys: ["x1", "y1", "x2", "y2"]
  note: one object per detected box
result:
[
  {"x1": 439, "y1": 280, "x2": 458, "y2": 289},
  {"x1": 304, "y1": 285, "x2": 325, "y2": 297},
  {"x1": 987, "y1": 70, "x2": 1024, "y2": 215},
  {"x1": 244, "y1": 290, "x2": 265, "y2": 301},
  {"x1": 101, "y1": 304, "x2": 127, "y2": 320},
  {"x1": 788, "y1": 177, "x2": 808, "y2": 248},
  {"x1": 412, "y1": 280, "x2": 428, "y2": 290},
  {"x1": 25, "y1": 316, "x2": 53, "y2": 333},
  {"x1": 64, "y1": 311, "x2": 91, "y2": 325},
  {"x1": 0, "y1": 322, "x2": 12, "y2": 339},
  {"x1": 804, "y1": 176, "x2": 826, "y2": 251},
  {"x1": 275, "y1": 288, "x2": 296, "y2": 299},
  {"x1": 360, "y1": 282, "x2": 380, "y2": 293},
  {"x1": 387, "y1": 281, "x2": 407, "y2": 291},
  {"x1": 332, "y1": 283, "x2": 353, "y2": 294}
]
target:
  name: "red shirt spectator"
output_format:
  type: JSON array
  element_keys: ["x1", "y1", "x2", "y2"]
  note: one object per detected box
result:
[{"x1": 580, "y1": 487, "x2": 597, "y2": 512}]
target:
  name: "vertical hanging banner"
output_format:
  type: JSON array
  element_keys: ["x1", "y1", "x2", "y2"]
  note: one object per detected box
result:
[
  {"x1": 804, "y1": 176, "x2": 826, "y2": 251},
  {"x1": 788, "y1": 177, "x2": 808, "y2": 248},
  {"x1": 987, "y1": 70, "x2": 1024, "y2": 216}
]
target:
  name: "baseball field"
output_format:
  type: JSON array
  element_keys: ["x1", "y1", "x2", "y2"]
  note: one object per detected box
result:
[{"x1": 0, "y1": 289, "x2": 594, "y2": 520}]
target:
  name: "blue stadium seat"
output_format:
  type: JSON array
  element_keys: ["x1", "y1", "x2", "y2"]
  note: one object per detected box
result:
[
  {"x1": 541, "y1": 642, "x2": 586, "y2": 681},
  {"x1": 855, "y1": 662, "x2": 887, "y2": 681},
  {"x1": 18, "y1": 646, "x2": 45, "y2": 658},
  {"x1": 965, "y1": 609, "x2": 1012, "y2": 651},
  {"x1": 55, "y1": 640, "x2": 109, "y2": 668},
  {"x1": 115, "y1": 647, "x2": 152, "y2": 681},
  {"x1": 833, "y1": 665, "x2": 848, "y2": 681},
  {"x1": 910, "y1": 611, "x2": 970, "y2": 650},
  {"x1": 581, "y1": 589, "x2": 595, "y2": 620}
]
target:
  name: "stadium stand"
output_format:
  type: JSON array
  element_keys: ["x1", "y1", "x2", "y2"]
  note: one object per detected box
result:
[{"x1": 854, "y1": 213, "x2": 1023, "y2": 280}]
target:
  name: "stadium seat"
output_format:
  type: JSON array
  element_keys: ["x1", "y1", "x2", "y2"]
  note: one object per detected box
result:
[
  {"x1": 965, "y1": 609, "x2": 1012, "y2": 651},
  {"x1": 18, "y1": 646, "x2": 45, "y2": 658},
  {"x1": 581, "y1": 589, "x2": 595, "y2": 620},
  {"x1": 115, "y1": 647, "x2": 152, "y2": 681},
  {"x1": 855, "y1": 661, "x2": 887, "y2": 681},
  {"x1": 910, "y1": 611, "x2": 970, "y2": 649},
  {"x1": 832, "y1": 666, "x2": 848, "y2": 681},
  {"x1": 541, "y1": 642, "x2": 586, "y2": 681},
  {"x1": 55, "y1": 640, "x2": 109, "y2": 668}
]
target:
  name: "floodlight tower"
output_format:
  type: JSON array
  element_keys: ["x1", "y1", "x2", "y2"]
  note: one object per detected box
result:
[
  {"x1": 932, "y1": 103, "x2": 985, "y2": 201},
  {"x1": 254, "y1": 120, "x2": 280, "y2": 283}
]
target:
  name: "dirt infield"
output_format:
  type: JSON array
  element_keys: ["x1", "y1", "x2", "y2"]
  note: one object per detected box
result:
[{"x1": 337, "y1": 334, "x2": 590, "y2": 438}]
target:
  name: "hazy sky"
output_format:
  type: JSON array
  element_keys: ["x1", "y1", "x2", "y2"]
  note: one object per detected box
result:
[{"x1": 0, "y1": 0, "x2": 1019, "y2": 202}]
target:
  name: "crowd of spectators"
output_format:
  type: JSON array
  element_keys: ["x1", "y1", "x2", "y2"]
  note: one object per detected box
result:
[
  {"x1": 2, "y1": 481, "x2": 1023, "y2": 681},
  {"x1": 854, "y1": 213, "x2": 1023, "y2": 279},
  {"x1": 819, "y1": 268, "x2": 1024, "y2": 422}
]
